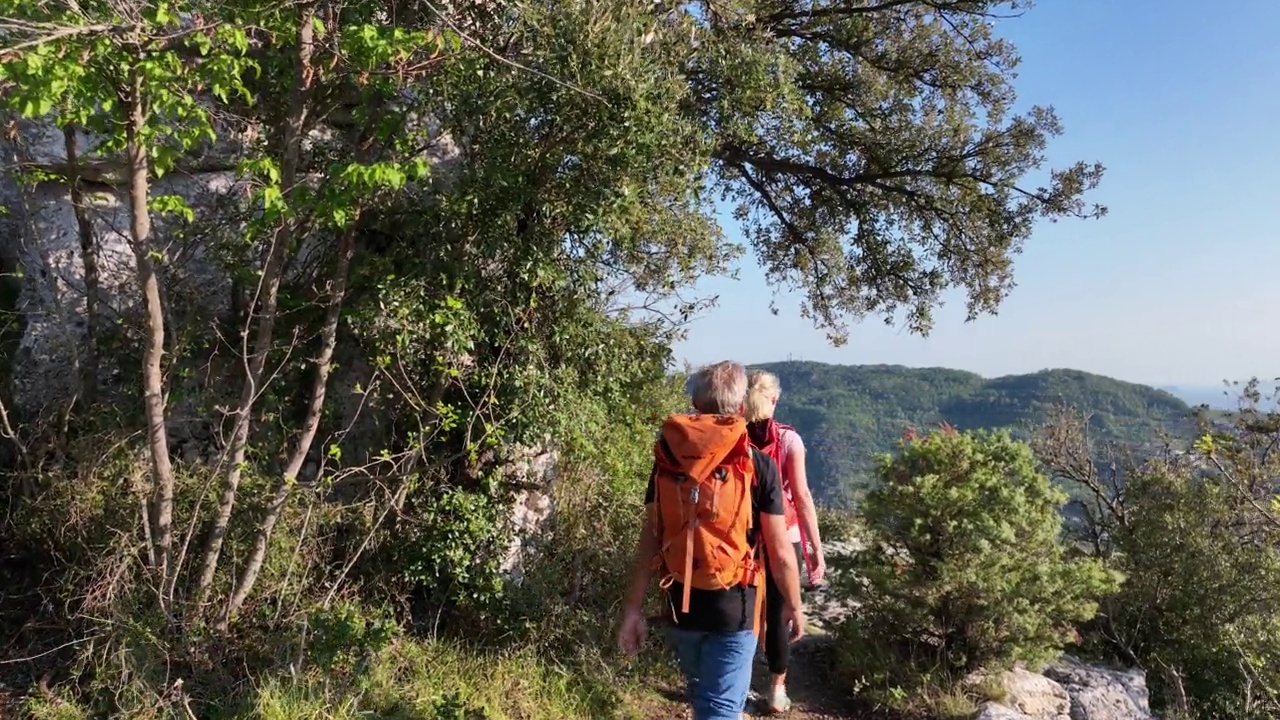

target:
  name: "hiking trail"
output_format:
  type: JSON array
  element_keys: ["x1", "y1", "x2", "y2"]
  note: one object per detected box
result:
[{"x1": 634, "y1": 579, "x2": 867, "y2": 720}]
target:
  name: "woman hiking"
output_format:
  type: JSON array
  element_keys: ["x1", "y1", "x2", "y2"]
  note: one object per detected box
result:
[{"x1": 744, "y1": 369, "x2": 827, "y2": 715}]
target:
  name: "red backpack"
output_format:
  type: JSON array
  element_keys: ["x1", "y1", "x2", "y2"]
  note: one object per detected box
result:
[
  {"x1": 751, "y1": 418, "x2": 799, "y2": 529},
  {"x1": 749, "y1": 418, "x2": 815, "y2": 576}
]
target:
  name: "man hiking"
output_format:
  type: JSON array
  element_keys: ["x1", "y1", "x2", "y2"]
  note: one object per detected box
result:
[{"x1": 618, "y1": 360, "x2": 806, "y2": 720}]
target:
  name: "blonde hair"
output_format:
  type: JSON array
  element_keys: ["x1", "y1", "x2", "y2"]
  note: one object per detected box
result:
[
  {"x1": 689, "y1": 361, "x2": 748, "y2": 415},
  {"x1": 744, "y1": 370, "x2": 781, "y2": 422}
]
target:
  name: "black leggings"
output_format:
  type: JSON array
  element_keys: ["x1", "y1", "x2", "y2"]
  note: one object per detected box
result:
[{"x1": 764, "y1": 541, "x2": 804, "y2": 675}]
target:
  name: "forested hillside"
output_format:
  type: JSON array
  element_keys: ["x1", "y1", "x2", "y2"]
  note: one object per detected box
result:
[{"x1": 757, "y1": 361, "x2": 1196, "y2": 503}]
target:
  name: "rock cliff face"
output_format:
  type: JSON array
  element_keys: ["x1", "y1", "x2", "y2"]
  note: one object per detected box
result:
[
  {"x1": 0, "y1": 113, "x2": 548, "y2": 578},
  {"x1": 1, "y1": 112, "x2": 461, "y2": 417},
  {"x1": 1, "y1": 118, "x2": 248, "y2": 414}
]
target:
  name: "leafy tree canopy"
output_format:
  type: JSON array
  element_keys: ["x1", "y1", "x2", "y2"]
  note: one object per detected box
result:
[
  {"x1": 1, "y1": 0, "x2": 1104, "y2": 343},
  {"x1": 692, "y1": 0, "x2": 1106, "y2": 340}
]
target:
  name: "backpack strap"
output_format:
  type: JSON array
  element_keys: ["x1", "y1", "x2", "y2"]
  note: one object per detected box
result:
[
  {"x1": 743, "y1": 448, "x2": 766, "y2": 637},
  {"x1": 682, "y1": 505, "x2": 696, "y2": 613},
  {"x1": 741, "y1": 449, "x2": 764, "y2": 586}
]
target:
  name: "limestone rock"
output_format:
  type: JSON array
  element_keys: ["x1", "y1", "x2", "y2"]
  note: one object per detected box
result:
[
  {"x1": 971, "y1": 657, "x2": 1157, "y2": 720},
  {"x1": 965, "y1": 667, "x2": 1068, "y2": 720},
  {"x1": 1044, "y1": 656, "x2": 1155, "y2": 720},
  {"x1": 7, "y1": 172, "x2": 241, "y2": 412},
  {"x1": 997, "y1": 667, "x2": 1071, "y2": 720},
  {"x1": 974, "y1": 702, "x2": 1040, "y2": 720},
  {"x1": 497, "y1": 445, "x2": 558, "y2": 585}
]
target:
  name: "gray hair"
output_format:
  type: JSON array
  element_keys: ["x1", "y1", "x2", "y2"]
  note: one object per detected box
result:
[{"x1": 689, "y1": 361, "x2": 748, "y2": 415}]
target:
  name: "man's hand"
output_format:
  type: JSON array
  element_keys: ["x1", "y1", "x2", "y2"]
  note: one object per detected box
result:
[
  {"x1": 617, "y1": 608, "x2": 647, "y2": 656},
  {"x1": 780, "y1": 602, "x2": 806, "y2": 643}
]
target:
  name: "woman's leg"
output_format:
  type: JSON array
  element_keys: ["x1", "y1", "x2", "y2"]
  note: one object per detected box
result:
[
  {"x1": 764, "y1": 561, "x2": 788, "y2": 678},
  {"x1": 765, "y1": 542, "x2": 804, "y2": 710}
]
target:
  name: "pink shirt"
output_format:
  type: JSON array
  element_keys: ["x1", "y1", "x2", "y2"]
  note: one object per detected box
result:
[{"x1": 776, "y1": 427, "x2": 805, "y2": 543}]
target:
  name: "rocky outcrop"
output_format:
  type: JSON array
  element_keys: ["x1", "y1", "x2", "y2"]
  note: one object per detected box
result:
[
  {"x1": 806, "y1": 538, "x2": 861, "y2": 630},
  {"x1": 975, "y1": 702, "x2": 1056, "y2": 720},
  {"x1": 4, "y1": 104, "x2": 553, "y2": 592},
  {"x1": 972, "y1": 656, "x2": 1156, "y2": 720},
  {"x1": 992, "y1": 667, "x2": 1071, "y2": 719},
  {"x1": 1045, "y1": 656, "x2": 1156, "y2": 720},
  {"x1": 1, "y1": 118, "x2": 248, "y2": 414},
  {"x1": 1, "y1": 112, "x2": 460, "y2": 417},
  {"x1": 497, "y1": 445, "x2": 558, "y2": 584}
]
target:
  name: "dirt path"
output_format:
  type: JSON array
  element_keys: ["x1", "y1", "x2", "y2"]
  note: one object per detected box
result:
[
  {"x1": 747, "y1": 631, "x2": 862, "y2": 720},
  {"x1": 632, "y1": 630, "x2": 864, "y2": 719},
  {"x1": 633, "y1": 555, "x2": 867, "y2": 720}
]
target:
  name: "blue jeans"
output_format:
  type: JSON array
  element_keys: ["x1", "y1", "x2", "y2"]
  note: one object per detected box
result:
[{"x1": 665, "y1": 626, "x2": 756, "y2": 720}]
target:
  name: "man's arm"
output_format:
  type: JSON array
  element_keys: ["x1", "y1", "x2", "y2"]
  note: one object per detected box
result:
[
  {"x1": 619, "y1": 463, "x2": 659, "y2": 655},
  {"x1": 761, "y1": 512, "x2": 802, "y2": 612},
  {"x1": 618, "y1": 508, "x2": 658, "y2": 655},
  {"x1": 755, "y1": 449, "x2": 805, "y2": 642},
  {"x1": 622, "y1": 510, "x2": 659, "y2": 614}
]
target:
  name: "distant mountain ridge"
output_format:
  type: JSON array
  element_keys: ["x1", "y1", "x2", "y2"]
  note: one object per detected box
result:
[{"x1": 751, "y1": 361, "x2": 1197, "y2": 505}]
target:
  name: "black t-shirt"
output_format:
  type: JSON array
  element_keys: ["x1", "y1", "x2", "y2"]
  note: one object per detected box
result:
[{"x1": 644, "y1": 448, "x2": 785, "y2": 633}]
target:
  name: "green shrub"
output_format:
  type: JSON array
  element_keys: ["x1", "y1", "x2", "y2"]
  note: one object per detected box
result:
[
  {"x1": 816, "y1": 503, "x2": 864, "y2": 544},
  {"x1": 834, "y1": 428, "x2": 1119, "y2": 705},
  {"x1": 23, "y1": 696, "x2": 91, "y2": 720},
  {"x1": 1036, "y1": 397, "x2": 1280, "y2": 719},
  {"x1": 1107, "y1": 437, "x2": 1280, "y2": 717}
]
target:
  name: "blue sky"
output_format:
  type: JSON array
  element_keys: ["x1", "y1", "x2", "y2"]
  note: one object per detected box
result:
[{"x1": 674, "y1": 0, "x2": 1280, "y2": 387}]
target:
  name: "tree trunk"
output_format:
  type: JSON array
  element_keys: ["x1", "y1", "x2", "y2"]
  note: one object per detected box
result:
[
  {"x1": 192, "y1": 5, "x2": 316, "y2": 609},
  {"x1": 63, "y1": 126, "x2": 100, "y2": 404},
  {"x1": 223, "y1": 220, "x2": 357, "y2": 623},
  {"x1": 125, "y1": 68, "x2": 177, "y2": 603}
]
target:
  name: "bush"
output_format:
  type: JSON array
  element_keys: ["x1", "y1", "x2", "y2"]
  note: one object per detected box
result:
[
  {"x1": 815, "y1": 503, "x2": 864, "y2": 545},
  {"x1": 1114, "y1": 458, "x2": 1280, "y2": 720},
  {"x1": 834, "y1": 428, "x2": 1119, "y2": 707},
  {"x1": 1036, "y1": 395, "x2": 1280, "y2": 720}
]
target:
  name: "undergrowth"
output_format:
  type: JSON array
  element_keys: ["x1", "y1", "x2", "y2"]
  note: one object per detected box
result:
[{"x1": 22, "y1": 633, "x2": 648, "y2": 720}]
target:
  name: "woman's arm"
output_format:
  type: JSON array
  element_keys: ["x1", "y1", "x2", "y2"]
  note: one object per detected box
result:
[{"x1": 785, "y1": 443, "x2": 826, "y2": 583}]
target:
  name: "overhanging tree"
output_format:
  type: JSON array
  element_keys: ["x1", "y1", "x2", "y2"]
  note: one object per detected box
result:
[{"x1": 688, "y1": 0, "x2": 1105, "y2": 339}]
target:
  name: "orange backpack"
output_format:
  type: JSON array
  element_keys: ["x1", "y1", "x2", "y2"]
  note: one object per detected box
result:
[{"x1": 649, "y1": 413, "x2": 765, "y2": 625}]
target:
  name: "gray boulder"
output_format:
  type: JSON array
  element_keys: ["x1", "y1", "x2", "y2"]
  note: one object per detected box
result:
[
  {"x1": 1045, "y1": 655, "x2": 1155, "y2": 720},
  {"x1": 972, "y1": 657, "x2": 1157, "y2": 720},
  {"x1": 974, "y1": 702, "x2": 1050, "y2": 720}
]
